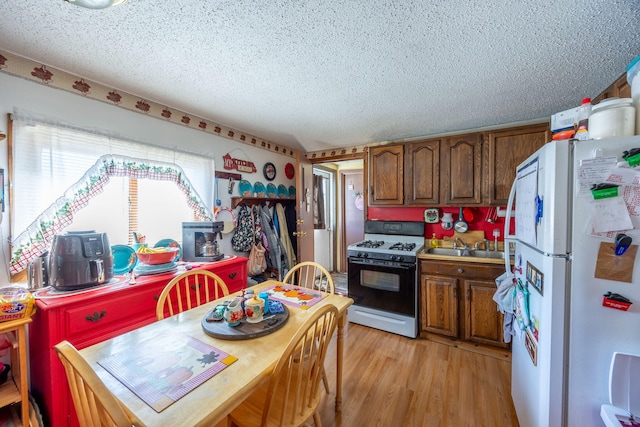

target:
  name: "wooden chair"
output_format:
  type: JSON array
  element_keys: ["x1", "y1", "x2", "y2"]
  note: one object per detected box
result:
[
  {"x1": 282, "y1": 262, "x2": 335, "y2": 295},
  {"x1": 282, "y1": 261, "x2": 335, "y2": 394},
  {"x1": 156, "y1": 270, "x2": 229, "y2": 320},
  {"x1": 227, "y1": 304, "x2": 338, "y2": 427},
  {"x1": 54, "y1": 340, "x2": 133, "y2": 427}
]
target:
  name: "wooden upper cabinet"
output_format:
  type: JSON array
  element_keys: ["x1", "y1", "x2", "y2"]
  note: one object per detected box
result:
[
  {"x1": 369, "y1": 144, "x2": 404, "y2": 205},
  {"x1": 593, "y1": 73, "x2": 630, "y2": 104},
  {"x1": 405, "y1": 139, "x2": 440, "y2": 205},
  {"x1": 442, "y1": 133, "x2": 483, "y2": 205},
  {"x1": 485, "y1": 124, "x2": 550, "y2": 205}
]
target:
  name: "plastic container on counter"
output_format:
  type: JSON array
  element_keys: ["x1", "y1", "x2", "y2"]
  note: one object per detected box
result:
[
  {"x1": 589, "y1": 97, "x2": 636, "y2": 140},
  {"x1": 575, "y1": 98, "x2": 591, "y2": 140},
  {"x1": 627, "y1": 56, "x2": 640, "y2": 135}
]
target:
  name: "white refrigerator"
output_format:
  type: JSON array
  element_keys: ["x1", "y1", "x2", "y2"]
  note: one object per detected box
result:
[{"x1": 504, "y1": 135, "x2": 640, "y2": 427}]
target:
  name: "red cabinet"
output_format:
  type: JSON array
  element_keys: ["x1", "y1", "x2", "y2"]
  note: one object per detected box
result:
[{"x1": 29, "y1": 256, "x2": 248, "y2": 427}]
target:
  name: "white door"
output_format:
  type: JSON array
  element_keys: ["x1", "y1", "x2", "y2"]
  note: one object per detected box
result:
[
  {"x1": 295, "y1": 152, "x2": 314, "y2": 262},
  {"x1": 313, "y1": 168, "x2": 334, "y2": 271}
]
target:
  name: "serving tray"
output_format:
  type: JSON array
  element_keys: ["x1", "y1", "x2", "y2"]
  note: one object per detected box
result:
[{"x1": 201, "y1": 304, "x2": 289, "y2": 340}]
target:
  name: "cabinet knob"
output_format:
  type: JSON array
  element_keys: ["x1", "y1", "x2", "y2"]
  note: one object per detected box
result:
[
  {"x1": 229, "y1": 272, "x2": 237, "y2": 279},
  {"x1": 85, "y1": 310, "x2": 106, "y2": 322},
  {"x1": 457, "y1": 268, "x2": 464, "y2": 274}
]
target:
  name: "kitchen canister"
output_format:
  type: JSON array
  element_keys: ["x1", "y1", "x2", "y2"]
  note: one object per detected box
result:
[
  {"x1": 627, "y1": 56, "x2": 640, "y2": 135},
  {"x1": 589, "y1": 97, "x2": 636, "y2": 140}
]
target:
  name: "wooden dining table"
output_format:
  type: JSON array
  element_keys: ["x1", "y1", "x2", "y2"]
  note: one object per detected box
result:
[{"x1": 79, "y1": 280, "x2": 353, "y2": 426}]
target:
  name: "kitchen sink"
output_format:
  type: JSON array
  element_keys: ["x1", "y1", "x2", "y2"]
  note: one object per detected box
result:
[
  {"x1": 424, "y1": 248, "x2": 469, "y2": 257},
  {"x1": 424, "y1": 248, "x2": 506, "y2": 259},
  {"x1": 468, "y1": 250, "x2": 506, "y2": 259}
]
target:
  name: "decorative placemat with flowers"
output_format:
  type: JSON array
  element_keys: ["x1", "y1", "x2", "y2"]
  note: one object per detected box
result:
[{"x1": 262, "y1": 283, "x2": 327, "y2": 309}]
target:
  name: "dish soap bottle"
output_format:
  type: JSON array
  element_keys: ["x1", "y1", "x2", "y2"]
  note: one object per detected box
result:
[{"x1": 430, "y1": 233, "x2": 439, "y2": 248}]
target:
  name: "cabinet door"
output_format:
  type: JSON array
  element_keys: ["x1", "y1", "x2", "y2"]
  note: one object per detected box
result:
[
  {"x1": 405, "y1": 139, "x2": 440, "y2": 205},
  {"x1": 442, "y1": 134, "x2": 483, "y2": 205},
  {"x1": 420, "y1": 274, "x2": 458, "y2": 337},
  {"x1": 485, "y1": 124, "x2": 549, "y2": 205},
  {"x1": 614, "y1": 73, "x2": 631, "y2": 99},
  {"x1": 463, "y1": 279, "x2": 508, "y2": 348},
  {"x1": 593, "y1": 73, "x2": 630, "y2": 104},
  {"x1": 369, "y1": 144, "x2": 404, "y2": 205}
]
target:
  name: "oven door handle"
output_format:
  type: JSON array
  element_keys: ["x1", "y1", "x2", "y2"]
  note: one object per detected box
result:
[{"x1": 348, "y1": 258, "x2": 415, "y2": 270}]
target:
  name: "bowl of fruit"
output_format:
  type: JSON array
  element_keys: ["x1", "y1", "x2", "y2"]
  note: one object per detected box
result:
[{"x1": 135, "y1": 246, "x2": 180, "y2": 265}]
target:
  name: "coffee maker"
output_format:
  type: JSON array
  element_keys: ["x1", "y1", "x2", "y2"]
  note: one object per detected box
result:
[{"x1": 182, "y1": 221, "x2": 224, "y2": 262}]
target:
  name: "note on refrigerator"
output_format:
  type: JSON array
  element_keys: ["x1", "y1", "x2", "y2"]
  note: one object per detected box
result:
[
  {"x1": 588, "y1": 196, "x2": 633, "y2": 233},
  {"x1": 515, "y1": 159, "x2": 538, "y2": 246}
]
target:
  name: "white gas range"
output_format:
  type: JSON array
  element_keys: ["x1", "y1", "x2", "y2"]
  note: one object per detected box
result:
[{"x1": 347, "y1": 221, "x2": 424, "y2": 338}]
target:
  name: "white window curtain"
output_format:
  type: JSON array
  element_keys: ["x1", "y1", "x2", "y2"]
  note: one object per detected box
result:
[{"x1": 10, "y1": 112, "x2": 215, "y2": 274}]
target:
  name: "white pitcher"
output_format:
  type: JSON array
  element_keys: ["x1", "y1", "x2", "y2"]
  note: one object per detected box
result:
[{"x1": 441, "y1": 212, "x2": 454, "y2": 230}]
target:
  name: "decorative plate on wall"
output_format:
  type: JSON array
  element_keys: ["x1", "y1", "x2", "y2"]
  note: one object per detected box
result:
[
  {"x1": 288, "y1": 185, "x2": 296, "y2": 198},
  {"x1": 278, "y1": 184, "x2": 288, "y2": 198},
  {"x1": 284, "y1": 163, "x2": 295, "y2": 179},
  {"x1": 238, "y1": 180, "x2": 252, "y2": 196},
  {"x1": 266, "y1": 183, "x2": 277, "y2": 198},
  {"x1": 263, "y1": 162, "x2": 276, "y2": 181},
  {"x1": 253, "y1": 181, "x2": 266, "y2": 197}
]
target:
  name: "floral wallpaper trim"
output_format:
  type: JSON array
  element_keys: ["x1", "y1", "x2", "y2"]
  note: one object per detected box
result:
[
  {"x1": 0, "y1": 50, "x2": 296, "y2": 158},
  {"x1": 9, "y1": 155, "x2": 212, "y2": 275},
  {"x1": 305, "y1": 144, "x2": 368, "y2": 160}
]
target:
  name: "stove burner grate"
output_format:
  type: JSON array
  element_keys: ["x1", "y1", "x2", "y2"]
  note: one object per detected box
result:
[
  {"x1": 388, "y1": 242, "x2": 417, "y2": 251},
  {"x1": 356, "y1": 240, "x2": 385, "y2": 248}
]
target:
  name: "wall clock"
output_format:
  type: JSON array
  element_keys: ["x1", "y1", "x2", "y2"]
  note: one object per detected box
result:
[{"x1": 263, "y1": 162, "x2": 276, "y2": 181}]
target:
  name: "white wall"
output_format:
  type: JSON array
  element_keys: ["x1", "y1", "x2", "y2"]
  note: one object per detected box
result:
[{"x1": 0, "y1": 72, "x2": 295, "y2": 283}]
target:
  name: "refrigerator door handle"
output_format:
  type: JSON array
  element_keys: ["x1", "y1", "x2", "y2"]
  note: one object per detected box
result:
[{"x1": 504, "y1": 178, "x2": 517, "y2": 273}]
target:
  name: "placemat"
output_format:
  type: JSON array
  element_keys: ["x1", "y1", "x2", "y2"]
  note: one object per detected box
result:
[
  {"x1": 262, "y1": 283, "x2": 327, "y2": 309},
  {"x1": 98, "y1": 333, "x2": 237, "y2": 412}
]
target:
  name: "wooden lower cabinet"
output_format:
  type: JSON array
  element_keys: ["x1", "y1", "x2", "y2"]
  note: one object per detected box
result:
[
  {"x1": 29, "y1": 256, "x2": 248, "y2": 427},
  {"x1": 419, "y1": 259, "x2": 508, "y2": 349}
]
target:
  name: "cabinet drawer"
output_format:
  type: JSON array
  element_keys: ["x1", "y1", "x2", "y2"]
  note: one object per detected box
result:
[
  {"x1": 419, "y1": 260, "x2": 501, "y2": 280},
  {"x1": 214, "y1": 265, "x2": 246, "y2": 294},
  {"x1": 65, "y1": 290, "x2": 156, "y2": 338}
]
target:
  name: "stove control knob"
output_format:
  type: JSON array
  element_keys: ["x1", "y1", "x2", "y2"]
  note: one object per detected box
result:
[
  {"x1": 363, "y1": 252, "x2": 369, "y2": 258},
  {"x1": 357, "y1": 252, "x2": 363, "y2": 258},
  {"x1": 392, "y1": 255, "x2": 403, "y2": 262}
]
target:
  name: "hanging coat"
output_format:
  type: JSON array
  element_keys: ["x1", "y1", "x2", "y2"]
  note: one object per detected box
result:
[
  {"x1": 276, "y1": 203, "x2": 296, "y2": 268},
  {"x1": 258, "y1": 204, "x2": 289, "y2": 278}
]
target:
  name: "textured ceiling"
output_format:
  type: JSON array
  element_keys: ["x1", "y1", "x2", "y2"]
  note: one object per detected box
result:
[{"x1": 1, "y1": 1, "x2": 639, "y2": 154}]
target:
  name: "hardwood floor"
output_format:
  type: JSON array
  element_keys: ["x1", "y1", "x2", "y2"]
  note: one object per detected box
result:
[{"x1": 317, "y1": 323, "x2": 520, "y2": 427}]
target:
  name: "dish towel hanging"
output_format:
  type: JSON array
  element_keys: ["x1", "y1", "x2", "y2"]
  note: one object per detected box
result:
[{"x1": 494, "y1": 271, "x2": 516, "y2": 343}]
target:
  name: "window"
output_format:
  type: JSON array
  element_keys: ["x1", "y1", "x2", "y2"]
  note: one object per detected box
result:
[{"x1": 9, "y1": 113, "x2": 214, "y2": 274}]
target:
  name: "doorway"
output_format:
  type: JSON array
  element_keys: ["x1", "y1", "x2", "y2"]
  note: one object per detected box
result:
[{"x1": 312, "y1": 160, "x2": 364, "y2": 281}]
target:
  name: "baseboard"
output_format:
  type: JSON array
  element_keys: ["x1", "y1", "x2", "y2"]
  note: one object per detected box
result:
[{"x1": 419, "y1": 332, "x2": 512, "y2": 361}]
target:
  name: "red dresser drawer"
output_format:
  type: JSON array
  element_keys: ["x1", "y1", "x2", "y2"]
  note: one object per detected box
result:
[{"x1": 65, "y1": 289, "x2": 157, "y2": 339}]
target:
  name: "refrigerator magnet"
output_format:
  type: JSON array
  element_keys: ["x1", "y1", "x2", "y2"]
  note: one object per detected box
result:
[{"x1": 526, "y1": 261, "x2": 543, "y2": 296}]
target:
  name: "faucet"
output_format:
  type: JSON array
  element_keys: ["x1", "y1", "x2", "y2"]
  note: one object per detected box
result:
[
  {"x1": 454, "y1": 237, "x2": 471, "y2": 256},
  {"x1": 474, "y1": 239, "x2": 491, "y2": 251},
  {"x1": 454, "y1": 237, "x2": 467, "y2": 249}
]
